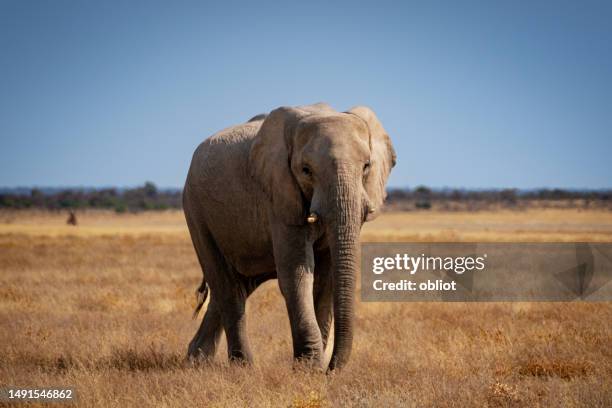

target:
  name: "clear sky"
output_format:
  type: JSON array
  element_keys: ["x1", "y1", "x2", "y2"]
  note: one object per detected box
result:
[{"x1": 1, "y1": 0, "x2": 610, "y2": 189}]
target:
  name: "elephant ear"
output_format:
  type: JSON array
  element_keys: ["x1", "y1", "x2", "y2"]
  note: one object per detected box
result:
[
  {"x1": 249, "y1": 106, "x2": 309, "y2": 225},
  {"x1": 347, "y1": 106, "x2": 397, "y2": 221}
]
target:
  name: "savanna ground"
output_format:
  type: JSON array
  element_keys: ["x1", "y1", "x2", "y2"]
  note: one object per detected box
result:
[{"x1": 0, "y1": 209, "x2": 611, "y2": 407}]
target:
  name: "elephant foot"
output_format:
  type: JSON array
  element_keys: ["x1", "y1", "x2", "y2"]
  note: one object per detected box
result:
[
  {"x1": 292, "y1": 343, "x2": 324, "y2": 371},
  {"x1": 292, "y1": 355, "x2": 324, "y2": 372},
  {"x1": 227, "y1": 348, "x2": 254, "y2": 365},
  {"x1": 187, "y1": 335, "x2": 217, "y2": 362}
]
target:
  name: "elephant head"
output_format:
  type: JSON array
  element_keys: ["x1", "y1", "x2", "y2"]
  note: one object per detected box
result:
[{"x1": 249, "y1": 103, "x2": 396, "y2": 369}]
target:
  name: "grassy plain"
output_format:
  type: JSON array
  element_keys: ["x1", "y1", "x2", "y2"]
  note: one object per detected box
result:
[{"x1": 1, "y1": 209, "x2": 611, "y2": 407}]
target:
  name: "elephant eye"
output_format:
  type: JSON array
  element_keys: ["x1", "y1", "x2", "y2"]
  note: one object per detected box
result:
[
  {"x1": 302, "y1": 165, "x2": 312, "y2": 177},
  {"x1": 363, "y1": 160, "x2": 371, "y2": 174}
]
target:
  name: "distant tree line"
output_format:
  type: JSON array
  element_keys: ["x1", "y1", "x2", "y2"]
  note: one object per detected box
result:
[
  {"x1": 0, "y1": 183, "x2": 610, "y2": 212},
  {"x1": 0, "y1": 182, "x2": 181, "y2": 212},
  {"x1": 387, "y1": 186, "x2": 612, "y2": 203},
  {"x1": 386, "y1": 186, "x2": 612, "y2": 211}
]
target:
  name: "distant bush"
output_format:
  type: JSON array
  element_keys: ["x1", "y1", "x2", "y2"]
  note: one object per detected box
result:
[{"x1": 415, "y1": 201, "x2": 432, "y2": 210}]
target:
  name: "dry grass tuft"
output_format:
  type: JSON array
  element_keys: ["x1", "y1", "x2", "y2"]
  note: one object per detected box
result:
[
  {"x1": 487, "y1": 381, "x2": 521, "y2": 407},
  {"x1": 518, "y1": 358, "x2": 593, "y2": 380},
  {"x1": 102, "y1": 347, "x2": 184, "y2": 372},
  {"x1": 292, "y1": 391, "x2": 326, "y2": 408}
]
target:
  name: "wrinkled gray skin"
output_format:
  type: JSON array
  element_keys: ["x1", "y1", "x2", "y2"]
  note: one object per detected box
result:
[{"x1": 184, "y1": 103, "x2": 396, "y2": 371}]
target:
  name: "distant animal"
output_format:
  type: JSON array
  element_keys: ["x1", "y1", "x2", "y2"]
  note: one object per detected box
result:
[
  {"x1": 66, "y1": 210, "x2": 77, "y2": 226},
  {"x1": 184, "y1": 103, "x2": 396, "y2": 371}
]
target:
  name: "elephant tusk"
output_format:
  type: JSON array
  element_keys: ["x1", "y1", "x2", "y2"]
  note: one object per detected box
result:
[
  {"x1": 368, "y1": 207, "x2": 376, "y2": 214},
  {"x1": 307, "y1": 212, "x2": 319, "y2": 223}
]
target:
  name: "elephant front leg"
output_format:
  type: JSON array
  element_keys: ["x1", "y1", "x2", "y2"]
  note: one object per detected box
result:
[
  {"x1": 281, "y1": 272, "x2": 323, "y2": 365},
  {"x1": 272, "y1": 224, "x2": 323, "y2": 367}
]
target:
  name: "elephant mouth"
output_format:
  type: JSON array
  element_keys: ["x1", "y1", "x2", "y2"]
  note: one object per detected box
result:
[{"x1": 306, "y1": 193, "x2": 374, "y2": 226}]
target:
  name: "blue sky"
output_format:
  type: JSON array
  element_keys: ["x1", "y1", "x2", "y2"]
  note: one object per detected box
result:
[{"x1": 1, "y1": 0, "x2": 610, "y2": 189}]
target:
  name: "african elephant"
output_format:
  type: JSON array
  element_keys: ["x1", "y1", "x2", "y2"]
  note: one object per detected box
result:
[{"x1": 183, "y1": 103, "x2": 396, "y2": 370}]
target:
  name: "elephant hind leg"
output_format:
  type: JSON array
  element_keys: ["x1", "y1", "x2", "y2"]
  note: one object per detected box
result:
[
  {"x1": 195, "y1": 241, "x2": 255, "y2": 363},
  {"x1": 188, "y1": 300, "x2": 222, "y2": 360},
  {"x1": 188, "y1": 273, "x2": 266, "y2": 362},
  {"x1": 185, "y1": 216, "x2": 271, "y2": 364},
  {"x1": 186, "y1": 221, "x2": 224, "y2": 361},
  {"x1": 185, "y1": 218, "x2": 245, "y2": 362},
  {"x1": 218, "y1": 270, "x2": 271, "y2": 363}
]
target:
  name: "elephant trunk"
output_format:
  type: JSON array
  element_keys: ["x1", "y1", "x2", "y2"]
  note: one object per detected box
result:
[{"x1": 326, "y1": 164, "x2": 362, "y2": 371}]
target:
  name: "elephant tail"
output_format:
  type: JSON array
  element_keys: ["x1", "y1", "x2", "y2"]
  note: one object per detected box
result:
[{"x1": 192, "y1": 280, "x2": 209, "y2": 319}]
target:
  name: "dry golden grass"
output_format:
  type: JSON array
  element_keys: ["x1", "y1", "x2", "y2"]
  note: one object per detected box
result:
[{"x1": 1, "y1": 209, "x2": 611, "y2": 407}]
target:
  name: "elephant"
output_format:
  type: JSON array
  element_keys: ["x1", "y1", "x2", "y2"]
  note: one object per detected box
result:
[{"x1": 183, "y1": 103, "x2": 396, "y2": 371}]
